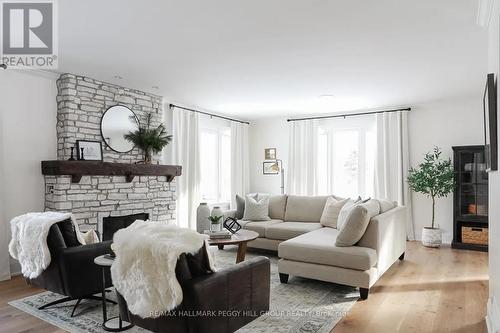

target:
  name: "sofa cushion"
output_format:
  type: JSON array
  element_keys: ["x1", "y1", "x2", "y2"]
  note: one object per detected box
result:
[
  {"x1": 243, "y1": 195, "x2": 271, "y2": 221},
  {"x1": 265, "y1": 222, "x2": 322, "y2": 240},
  {"x1": 377, "y1": 199, "x2": 397, "y2": 213},
  {"x1": 336, "y1": 199, "x2": 380, "y2": 247},
  {"x1": 268, "y1": 195, "x2": 287, "y2": 220},
  {"x1": 336, "y1": 198, "x2": 361, "y2": 230},
  {"x1": 284, "y1": 195, "x2": 329, "y2": 222},
  {"x1": 320, "y1": 197, "x2": 349, "y2": 228},
  {"x1": 243, "y1": 220, "x2": 282, "y2": 237},
  {"x1": 235, "y1": 193, "x2": 258, "y2": 219},
  {"x1": 278, "y1": 228, "x2": 377, "y2": 271}
]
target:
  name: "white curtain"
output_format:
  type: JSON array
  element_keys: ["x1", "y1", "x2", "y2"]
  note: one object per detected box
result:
[
  {"x1": 172, "y1": 107, "x2": 201, "y2": 229},
  {"x1": 230, "y1": 122, "x2": 250, "y2": 208},
  {"x1": 374, "y1": 111, "x2": 414, "y2": 240},
  {"x1": 287, "y1": 119, "x2": 319, "y2": 195}
]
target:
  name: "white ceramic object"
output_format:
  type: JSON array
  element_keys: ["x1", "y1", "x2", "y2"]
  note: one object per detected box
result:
[
  {"x1": 421, "y1": 227, "x2": 442, "y2": 248},
  {"x1": 196, "y1": 203, "x2": 211, "y2": 233},
  {"x1": 211, "y1": 206, "x2": 224, "y2": 218}
]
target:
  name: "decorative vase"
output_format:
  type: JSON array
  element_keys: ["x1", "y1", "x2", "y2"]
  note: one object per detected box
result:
[
  {"x1": 421, "y1": 227, "x2": 442, "y2": 248},
  {"x1": 211, "y1": 206, "x2": 224, "y2": 219},
  {"x1": 68, "y1": 147, "x2": 75, "y2": 161},
  {"x1": 196, "y1": 203, "x2": 211, "y2": 233}
]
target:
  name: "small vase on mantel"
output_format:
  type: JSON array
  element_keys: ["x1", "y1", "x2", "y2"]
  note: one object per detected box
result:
[{"x1": 196, "y1": 203, "x2": 211, "y2": 233}]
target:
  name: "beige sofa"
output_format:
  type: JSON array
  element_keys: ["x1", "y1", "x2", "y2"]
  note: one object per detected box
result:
[{"x1": 226, "y1": 194, "x2": 406, "y2": 299}]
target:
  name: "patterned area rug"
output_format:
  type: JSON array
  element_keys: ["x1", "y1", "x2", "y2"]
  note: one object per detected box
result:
[{"x1": 9, "y1": 247, "x2": 358, "y2": 333}]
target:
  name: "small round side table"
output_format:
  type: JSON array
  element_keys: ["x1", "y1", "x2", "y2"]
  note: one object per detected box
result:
[{"x1": 94, "y1": 255, "x2": 134, "y2": 332}]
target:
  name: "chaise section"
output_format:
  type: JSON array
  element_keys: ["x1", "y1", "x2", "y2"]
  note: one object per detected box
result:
[
  {"x1": 265, "y1": 222, "x2": 322, "y2": 240},
  {"x1": 278, "y1": 259, "x2": 377, "y2": 292},
  {"x1": 278, "y1": 228, "x2": 377, "y2": 271}
]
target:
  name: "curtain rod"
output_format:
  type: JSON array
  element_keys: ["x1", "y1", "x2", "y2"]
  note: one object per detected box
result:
[
  {"x1": 169, "y1": 104, "x2": 250, "y2": 125},
  {"x1": 287, "y1": 107, "x2": 411, "y2": 122}
]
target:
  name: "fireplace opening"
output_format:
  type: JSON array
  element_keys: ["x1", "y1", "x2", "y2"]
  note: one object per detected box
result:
[{"x1": 102, "y1": 212, "x2": 149, "y2": 241}]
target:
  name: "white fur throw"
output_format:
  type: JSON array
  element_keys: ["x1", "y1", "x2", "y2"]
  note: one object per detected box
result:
[
  {"x1": 110, "y1": 221, "x2": 215, "y2": 318},
  {"x1": 8, "y1": 212, "x2": 86, "y2": 279}
]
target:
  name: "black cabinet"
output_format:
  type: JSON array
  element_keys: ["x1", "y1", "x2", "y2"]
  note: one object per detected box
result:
[{"x1": 451, "y1": 145, "x2": 488, "y2": 252}]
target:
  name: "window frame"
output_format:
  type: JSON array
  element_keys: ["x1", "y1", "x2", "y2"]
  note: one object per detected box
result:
[{"x1": 317, "y1": 116, "x2": 375, "y2": 198}]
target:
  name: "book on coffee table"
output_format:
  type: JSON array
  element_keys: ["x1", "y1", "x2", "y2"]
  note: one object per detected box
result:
[{"x1": 204, "y1": 230, "x2": 232, "y2": 239}]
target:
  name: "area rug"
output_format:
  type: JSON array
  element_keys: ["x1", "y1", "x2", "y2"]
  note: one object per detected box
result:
[{"x1": 9, "y1": 247, "x2": 358, "y2": 333}]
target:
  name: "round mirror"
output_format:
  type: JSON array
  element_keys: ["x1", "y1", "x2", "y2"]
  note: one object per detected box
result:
[{"x1": 100, "y1": 105, "x2": 139, "y2": 153}]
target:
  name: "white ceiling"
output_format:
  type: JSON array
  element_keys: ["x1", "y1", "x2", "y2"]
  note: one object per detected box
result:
[{"x1": 57, "y1": 0, "x2": 487, "y2": 120}]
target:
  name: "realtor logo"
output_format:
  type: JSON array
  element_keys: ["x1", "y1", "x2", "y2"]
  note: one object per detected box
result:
[{"x1": 1, "y1": 0, "x2": 58, "y2": 68}]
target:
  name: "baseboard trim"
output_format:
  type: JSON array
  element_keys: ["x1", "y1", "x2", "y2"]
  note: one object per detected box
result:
[{"x1": 487, "y1": 296, "x2": 500, "y2": 333}]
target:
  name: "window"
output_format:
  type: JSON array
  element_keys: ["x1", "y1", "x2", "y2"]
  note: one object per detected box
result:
[
  {"x1": 317, "y1": 116, "x2": 376, "y2": 198},
  {"x1": 199, "y1": 120, "x2": 231, "y2": 204}
]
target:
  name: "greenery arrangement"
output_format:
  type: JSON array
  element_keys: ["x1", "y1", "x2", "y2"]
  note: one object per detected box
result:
[
  {"x1": 208, "y1": 215, "x2": 223, "y2": 224},
  {"x1": 407, "y1": 147, "x2": 455, "y2": 229},
  {"x1": 124, "y1": 112, "x2": 172, "y2": 163}
]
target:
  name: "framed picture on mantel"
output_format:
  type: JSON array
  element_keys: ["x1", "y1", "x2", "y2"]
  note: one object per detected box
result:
[{"x1": 76, "y1": 140, "x2": 103, "y2": 161}]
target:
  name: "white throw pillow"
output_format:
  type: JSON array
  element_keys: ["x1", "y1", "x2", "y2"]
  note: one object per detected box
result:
[
  {"x1": 242, "y1": 195, "x2": 271, "y2": 221},
  {"x1": 80, "y1": 229, "x2": 100, "y2": 244},
  {"x1": 320, "y1": 197, "x2": 349, "y2": 228},
  {"x1": 336, "y1": 198, "x2": 361, "y2": 230},
  {"x1": 377, "y1": 199, "x2": 398, "y2": 213},
  {"x1": 336, "y1": 199, "x2": 381, "y2": 247}
]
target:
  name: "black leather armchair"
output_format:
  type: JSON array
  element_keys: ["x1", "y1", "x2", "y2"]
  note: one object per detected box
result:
[
  {"x1": 27, "y1": 219, "x2": 114, "y2": 316},
  {"x1": 117, "y1": 252, "x2": 271, "y2": 333}
]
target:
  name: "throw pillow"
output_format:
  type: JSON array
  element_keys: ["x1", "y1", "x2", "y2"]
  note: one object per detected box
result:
[
  {"x1": 336, "y1": 198, "x2": 361, "y2": 230},
  {"x1": 235, "y1": 193, "x2": 257, "y2": 219},
  {"x1": 56, "y1": 219, "x2": 80, "y2": 247},
  {"x1": 243, "y1": 195, "x2": 271, "y2": 221},
  {"x1": 377, "y1": 199, "x2": 398, "y2": 213},
  {"x1": 335, "y1": 199, "x2": 381, "y2": 247},
  {"x1": 81, "y1": 229, "x2": 100, "y2": 244},
  {"x1": 320, "y1": 197, "x2": 349, "y2": 228}
]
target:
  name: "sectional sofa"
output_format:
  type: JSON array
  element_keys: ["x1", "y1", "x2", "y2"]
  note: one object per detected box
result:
[{"x1": 225, "y1": 194, "x2": 407, "y2": 299}]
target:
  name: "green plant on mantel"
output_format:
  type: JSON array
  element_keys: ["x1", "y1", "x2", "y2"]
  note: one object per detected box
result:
[
  {"x1": 208, "y1": 215, "x2": 223, "y2": 224},
  {"x1": 407, "y1": 147, "x2": 455, "y2": 229},
  {"x1": 124, "y1": 112, "x2": 172, "y2": 163}
]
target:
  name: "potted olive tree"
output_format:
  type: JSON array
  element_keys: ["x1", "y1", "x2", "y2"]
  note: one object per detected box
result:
[{"x1": 407, "y1": 147, "x2": 454, "y2": 247}]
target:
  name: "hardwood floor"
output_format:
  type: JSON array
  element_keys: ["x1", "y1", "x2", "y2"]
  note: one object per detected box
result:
[
  {"x1": 332, "y1": 242, "x2": 489, "y2": 333},
  {"x1": 0, "y1": 241, "x2": 488, "y2": 333}
]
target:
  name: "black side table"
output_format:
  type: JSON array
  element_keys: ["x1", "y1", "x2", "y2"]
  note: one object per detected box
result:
[{"x1": 94, "y1": 255, "x2": 134, "y2": 332}]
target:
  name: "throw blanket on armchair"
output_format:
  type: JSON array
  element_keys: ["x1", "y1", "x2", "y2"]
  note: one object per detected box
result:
[
  {"x1": 110, "y1": 220, "x2": 216, "y2": 318},
  {"x1": 8, "y1": 212, "x2": 86, "y2": 279}
]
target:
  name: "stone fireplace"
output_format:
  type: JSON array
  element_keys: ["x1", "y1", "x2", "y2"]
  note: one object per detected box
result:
[{"x1": 43, "y1": 73, "x2": 179, "y2": 231}]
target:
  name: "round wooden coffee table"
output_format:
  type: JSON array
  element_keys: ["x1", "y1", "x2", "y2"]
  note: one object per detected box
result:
[{"x1": 208, "y1": 229, "x2": 259, "y2": 263}]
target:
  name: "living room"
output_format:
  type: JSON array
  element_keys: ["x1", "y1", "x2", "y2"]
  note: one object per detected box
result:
[{"x1": 0, "y1": 1, "x2": 498, "y2": 332}]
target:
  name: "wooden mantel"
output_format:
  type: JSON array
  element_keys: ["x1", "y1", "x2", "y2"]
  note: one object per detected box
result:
[{"x1": 41, "y1": 160, "x2": 182, "y2": 183}]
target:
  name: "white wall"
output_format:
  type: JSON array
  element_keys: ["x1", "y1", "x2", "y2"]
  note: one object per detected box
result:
[
  {"x1": 487, "y1": 0, "x2": 500, "y2": 330},
  {"x1": 249, "y1": 117, "x2": 289, "y2": 194},
  {"x1": 408, "y1": 98, "x2": 484, "y2": 243},
  {"x1": 0, "y1": 69, "x2": 58, "y2": 278},
  {"x1": 248, "y1": 97, "x2": 485, "y2": 243}
]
